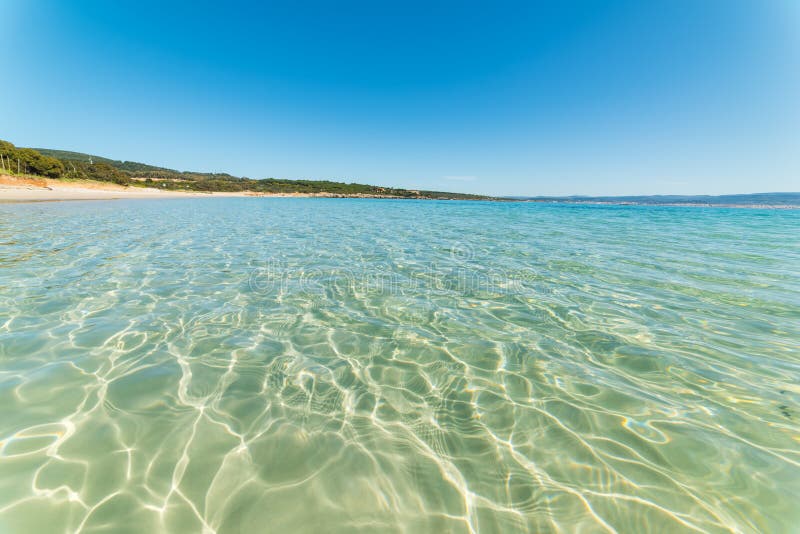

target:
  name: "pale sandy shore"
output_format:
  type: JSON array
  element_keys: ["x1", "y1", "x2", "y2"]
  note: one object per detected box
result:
[
  {"x1": 0, "y1": 175, "x2": 389, "y2": 202},
  {"x1": 0, "y1": 175, "x2": 253, "y2": 202}
]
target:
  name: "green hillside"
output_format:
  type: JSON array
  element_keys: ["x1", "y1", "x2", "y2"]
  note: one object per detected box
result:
[
  {"x1": 34, "y1": 148, "x2": 171, "y2": 173},
  {"x1": 0, "y1": 140, "x2": 490, "y2": 199}
]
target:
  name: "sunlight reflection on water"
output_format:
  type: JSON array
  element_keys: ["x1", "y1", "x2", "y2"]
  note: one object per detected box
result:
[{"x1": 0, "y1": 199, "x2": 798, "y2": 533}]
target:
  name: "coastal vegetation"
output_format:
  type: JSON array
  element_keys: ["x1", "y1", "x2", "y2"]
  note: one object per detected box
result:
[
  {"x1": 0, "y1": 140, "x2": 488, "y2": 199},
  {"x1": 0, "y1": 140, "x2": 65, "y2": 178}
]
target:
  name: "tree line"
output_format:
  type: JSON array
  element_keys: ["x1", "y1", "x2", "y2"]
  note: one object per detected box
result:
[{"x1": 0, "y1": 140, "x2": 65, "y2": 178}]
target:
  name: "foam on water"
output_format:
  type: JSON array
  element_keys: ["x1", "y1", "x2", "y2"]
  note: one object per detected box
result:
[{"x1": 0, "y1": 199, "x2": 798, "y2": 533}]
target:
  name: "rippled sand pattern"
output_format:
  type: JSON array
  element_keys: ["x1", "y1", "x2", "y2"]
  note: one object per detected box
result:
[{"x1": 1, "y1": 199, "x2": 799, "y2": 533}]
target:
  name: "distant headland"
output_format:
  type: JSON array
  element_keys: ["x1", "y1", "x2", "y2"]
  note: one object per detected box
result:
[{"x1": 506, "y1": 193, "x2": 800, "y2": 208}]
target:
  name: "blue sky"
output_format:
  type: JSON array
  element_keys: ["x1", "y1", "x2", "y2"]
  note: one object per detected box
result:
[{"x1": 2, "y1": 0, "x2": 798, "y2": 196}]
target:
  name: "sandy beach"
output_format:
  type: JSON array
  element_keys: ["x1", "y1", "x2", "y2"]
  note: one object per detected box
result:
[
  {"x1": 0, "y1": 175, "x2": 407, "y2": 202},
  {"x1": 0, "y1": 175, "x2": 262, "y2": 202}
]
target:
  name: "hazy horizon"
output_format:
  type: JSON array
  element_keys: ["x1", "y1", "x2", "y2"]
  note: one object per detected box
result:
[{"x1": 2, "y1": 1, "x2": 798, "y2": 196}]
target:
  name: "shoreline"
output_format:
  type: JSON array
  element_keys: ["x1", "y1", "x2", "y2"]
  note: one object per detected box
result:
[
  {"x1": 2, "y1": 176, "x2": 796, "y2": 208},
  {"x1": 0, "y1": 175, "x2": 438, "y2": 203},
  {"x1": 0, "y1": 174, "x2": 241, "y2": 202}
]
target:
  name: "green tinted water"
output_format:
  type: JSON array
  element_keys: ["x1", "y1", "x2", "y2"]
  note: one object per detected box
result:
[{"x1": 0, "y1": 199, "x2": 798, "y2": 533}]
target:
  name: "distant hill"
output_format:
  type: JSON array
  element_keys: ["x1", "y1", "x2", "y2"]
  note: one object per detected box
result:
[
  {"x1": 508, "y1": 193, "x2": 800, "y2": 207},
  {"x1": 0, "y1": 140, "x2": 489, "y2": 199},
  {"x1": 34, "y1": 148, "x2": 172, "y2": 173}
]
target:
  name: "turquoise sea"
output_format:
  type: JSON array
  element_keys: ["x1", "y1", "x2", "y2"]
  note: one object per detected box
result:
[{"x1": 0, "y1": 198, "x2": 798, "y2": 533}]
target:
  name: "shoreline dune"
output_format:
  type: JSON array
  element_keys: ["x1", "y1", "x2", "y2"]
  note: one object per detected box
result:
[{"x1": 0, "y1": 175, "x2": 406, "y2": 202}]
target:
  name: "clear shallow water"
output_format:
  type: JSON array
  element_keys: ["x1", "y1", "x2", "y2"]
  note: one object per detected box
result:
[{"x1": 0, "y1": 198, "x2": 798, "y2": 533}]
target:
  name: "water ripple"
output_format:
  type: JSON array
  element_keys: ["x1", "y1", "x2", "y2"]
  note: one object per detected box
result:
[{"x1": 0, "y1": 199, "x2": 798, "y2": 533}]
